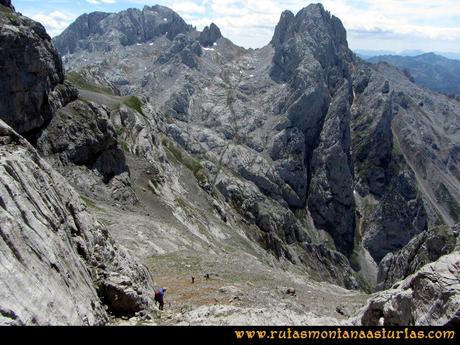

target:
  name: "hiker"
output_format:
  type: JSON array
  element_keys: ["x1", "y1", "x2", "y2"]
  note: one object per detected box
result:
[
  {"x1": 191, "y1": 276, "x2": 195, "y2": 284},
  {"x1": 154, "y1": 287, "x2": 166, "y2": 310}
]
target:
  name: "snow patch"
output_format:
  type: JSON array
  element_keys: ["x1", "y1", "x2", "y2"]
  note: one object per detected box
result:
[
  {"x1": 163, "y1": 18, "x2": 168, "y2": 21},
  {"x1": 203, "y1": 47, "x2": 215, "y2": 51}
]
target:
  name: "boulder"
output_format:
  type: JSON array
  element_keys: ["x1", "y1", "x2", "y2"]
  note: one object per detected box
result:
[
  {"x1": 376, "y1": 224, "x2": 458, "y2": 290},
  {"x1": 102, "y1": 275, "x2": 149, "y2": 316},
  {"x1": 358, "y1": 252, "x2": 460, "y2": 326}
]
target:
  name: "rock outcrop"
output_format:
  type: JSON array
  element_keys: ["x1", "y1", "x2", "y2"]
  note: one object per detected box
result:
[
  {"x1": 0, "y1": 8, "x2": 63, "y2": 136},
  {"x1": 376, "y1": 224, "x2": 458, "y2": 290},
  {"x1": 0, "y1": 120, "x2": 153, "y2": 325},
  {"x1": 52, "y1": 12, "x2": 111, "y2": 55},
  {"x1": 37, "y1": 97, "x2": 128, "y2": 183},
  {"x1": 199, "y1": 23, "x2": 222, "y2": 47},
  {"x1": 0, "y1": 3, "x2": 154, "y2": 325},
  {"x1": 351, "y1": 63, "x2": 429, "y2": 263},
  {"x1": 359, "y1": 252, "x2": 460, "y2": 326}
]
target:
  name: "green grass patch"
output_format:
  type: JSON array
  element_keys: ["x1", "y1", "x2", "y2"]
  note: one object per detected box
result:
[
  {"x1": 163, "y1": 138, "x2": 207, "y2": 184},
  {"x1": 123, "y1": 96, "x2": 144, "y2": 116},
  {"x1": 80, "y1": 196, "x2": 103, "y2": 211},
  {"x1": 66, "y1": 71, "x2": 113, "y2": 95},
  {"x1": 435, "y1": 183, "x2": 460, "y2": 222},
  {"x1": 119, "y1": 140, "x2": 129, "y2": 153},
  {"x1": 146, "y1": 253, "x2": 204, "y2": 274},
  {"x1": 3, "y1": 11, "x2": 17, "y2": 23}
]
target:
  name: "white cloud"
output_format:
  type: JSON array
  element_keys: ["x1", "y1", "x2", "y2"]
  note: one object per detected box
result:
[
  {"x1": 171, "y1": 1, "x2": 206, "y2": 15},
  {"x1": 30, "y1": 11, "x2": 76, "y2": 37},
  {"x1": 86, "y1": 0, "x2": 116, "y2": 5},
  {"x1": 311, "y1": 0, "x2": 460, "y2": 52},
  {"x1": 168, "y1": 0, "x2": 460, "y2": 51}
]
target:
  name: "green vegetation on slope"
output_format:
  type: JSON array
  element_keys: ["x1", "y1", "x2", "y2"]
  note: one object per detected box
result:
[
  {"x1": 123, "y1": 96, "x2": 144, "y2": 116},
  {"x1": 162, "y1": 138, "x2": 207, "y2": 185},
  {"x1": 435, "y1": 183, "x2": 460, "y2": 222},
  {"x1": 66, "y1": 71, "x2": 113, "y2": 95}
]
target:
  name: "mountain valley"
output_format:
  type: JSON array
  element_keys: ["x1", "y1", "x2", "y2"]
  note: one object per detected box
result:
[{"x1": 1, "y1": 0, "x2": 460, "y2": 326}]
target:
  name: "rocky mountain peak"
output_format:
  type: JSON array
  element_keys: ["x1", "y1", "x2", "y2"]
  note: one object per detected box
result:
[
  {"x1": 272, "y1": 3, "x2": 347, "y2": 50},
  {"x1": 53, "y1": 12, "x2": 110, "y2": 55},
  {"x1": 53, "y1": 5, "x2": 192, "y2": 55},
  {"x1": 270, "y1": 10, "x2": 295, "y2": 47},
  {"x1": 199, "y1": 22, "x2": 222, "y2": 47},
  {"x1": 270, "y1": 3, "x2": 350, "y2": 83}
]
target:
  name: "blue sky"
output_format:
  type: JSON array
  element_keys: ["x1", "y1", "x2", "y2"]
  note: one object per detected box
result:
[{"x1": 12, "y1": 0, "x2": 460, "y2": 52}]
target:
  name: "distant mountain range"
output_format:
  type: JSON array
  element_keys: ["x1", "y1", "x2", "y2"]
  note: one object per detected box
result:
[
  {"x1": 366, "y1": 53, "x2": 460, "y2": 97},
  {"x1": 355, "y1": 49, "x2": 460, "y2": 61}
]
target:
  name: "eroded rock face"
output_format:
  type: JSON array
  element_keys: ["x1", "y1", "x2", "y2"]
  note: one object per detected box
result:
[
  {"x1": 0, "y1": 120, "x2": 153, "y2": 325},
  {"x1": 358, "y1": 252, "x2": 460, "y2": 326},
  {"x1": 0, "y1": 8, "x2": 63, "y2": 136},
  {"x1": 270, "y1": 4, "x2": 356, "y2": 256},
  {"x1": 376, "y1": 224, "x2": 458, "y2": 291},
  {"x1": 351, "y1": 62, "x2": 429, "y2": 263}
]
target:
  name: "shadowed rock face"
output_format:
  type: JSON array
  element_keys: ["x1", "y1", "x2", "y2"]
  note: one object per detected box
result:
[
  {"x1": 376, "y1": 224, "x2": 458, "y2": 291},
  {"x1": 0, "y1": 8, "x2": 63, "y2": 136},
  {"x1": 270, "y1": 4, "x2": 356, "y2": 256},
  {"x1": 0, "y1": 0, "x2": 13, "y2": 9},
  {"x1": 37, "y1": 95, "x2": 129, "y2": 182},
  {"x1": 199, "y1": 23, "x2": 222, "y2": 47}
]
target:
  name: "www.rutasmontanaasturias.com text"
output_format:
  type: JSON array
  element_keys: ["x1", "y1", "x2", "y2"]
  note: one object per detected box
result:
[{"x1": 234, "y1": 328, "x2": 456, "y2": 341}]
